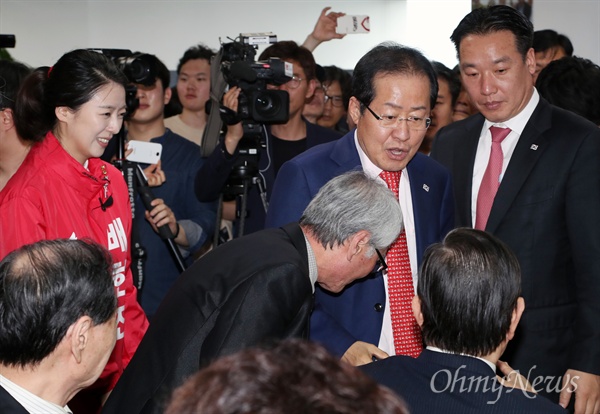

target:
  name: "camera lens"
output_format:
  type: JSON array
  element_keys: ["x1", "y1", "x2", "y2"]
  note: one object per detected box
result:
[{"x1": 254, "y1": 91, "x2": 281, "y2": 118}]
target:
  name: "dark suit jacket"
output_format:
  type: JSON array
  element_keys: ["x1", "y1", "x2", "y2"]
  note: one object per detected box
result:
[
  {"x1": 431, "y1": 99, "x2": 600, "y2": 400},
  {"x1": 195, "y1": 119, "x2": 341, "y2": 235},
  {"x1": 361, "y1": 350, "x2": 566, "y2": 414},
  {"x1": 102, "y1": 223, "x2": 313, "y2": 414},
  {"x1": 266, "y1": 130, "x2": 455, "y2": 356},
  {"x1": 0, "y1": 386, "x2": 29, "y2": 414}
]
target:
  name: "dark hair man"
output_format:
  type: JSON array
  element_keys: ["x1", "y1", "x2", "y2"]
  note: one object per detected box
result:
[
  {"x1": 166, "y1": 339, "x2": 409, "y2": 414},
  {"x1": 164, "y1": 44, "x2": 215, "y2": 145},
  {"x1": 0, "y1": 239, "x2": 117, "y2": 413},
  {"x1": 125, "y1": 53, "x2": 217, "y2": 318},
  {"x1": 431, "y1": 5, "x2": 600, "y2": 412},
  {"x1": 532, "y1": 29, "x2": 573, "y2": 82},
  {"x1": 536, "y1": 56, "x2": 600, "y2": 126},
  {"x1": 102, "y1": 170, "x2": 403, "y2": 414},
  {"x1": 419, "y1": 61, "x2": 460, "y2": 154},
  {"x1": 362, "y1": 228, "x2": 566, "y2": 413},
  {"x1": 266, "y1": 42, "x2": 454, "y2": 366}
]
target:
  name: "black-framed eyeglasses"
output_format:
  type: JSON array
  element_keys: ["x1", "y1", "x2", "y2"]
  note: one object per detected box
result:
[
  {"x1": 362, "y1": 102, "x2": 431, "y2": 130},
  {"x1": 373, "y1": 248, "x2": 388, "y2": 273},
  {"x1": 324, "y1": 94, "x2": 344, "y2": 107}
]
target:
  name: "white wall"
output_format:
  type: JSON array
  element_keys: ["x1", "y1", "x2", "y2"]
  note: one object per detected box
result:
[
  {"x1": 1, "y1": 0, "x2": 467, "y2": 71},
  {"x1": 1, "y1": 0, "x2": 598, "y2": 72}
]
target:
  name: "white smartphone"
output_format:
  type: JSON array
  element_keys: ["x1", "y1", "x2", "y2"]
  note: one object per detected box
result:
[
  {"x1": 126, "y1": 141, "x2": 162, "y2": 164},
  {"x1": 336, "y1": 15, "x2": 370, "y2": 34}
]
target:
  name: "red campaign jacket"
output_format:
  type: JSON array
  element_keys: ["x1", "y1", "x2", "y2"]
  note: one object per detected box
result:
[{"x1": 0, "y1": 132, "x2": 149, "y2": 392}]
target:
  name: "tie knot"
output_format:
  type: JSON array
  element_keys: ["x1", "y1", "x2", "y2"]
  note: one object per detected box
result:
[
  {"x1": 379, "y1": 170, "x2": 402, "y2": 196},
  {"x1": 380, "y1": 170, "x2": 402, "y2": 187},
  {"x1": 489, "y1": 126, "x2": 511, "y2": 143}
]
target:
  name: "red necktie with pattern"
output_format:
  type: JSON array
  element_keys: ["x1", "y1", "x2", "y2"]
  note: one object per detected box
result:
[
  {"x1": 379, "y1": 170, "x2": 423, "y2": 357},
  {"x1": 475, "y1": 126, "x2": 511, "y2": 230}
]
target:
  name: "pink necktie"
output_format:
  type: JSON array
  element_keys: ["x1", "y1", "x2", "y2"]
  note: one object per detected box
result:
[
  {"x1": 379, "y1": 170, "x2": 423, "y2": 358},
  {"x1": 475, "y1": 126, "x2": 511, "y2": 230}
]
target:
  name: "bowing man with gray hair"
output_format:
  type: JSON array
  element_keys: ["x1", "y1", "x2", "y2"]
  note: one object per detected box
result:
[{"x1": 103, "y1": 170, "x2": 403, "y2": 414}]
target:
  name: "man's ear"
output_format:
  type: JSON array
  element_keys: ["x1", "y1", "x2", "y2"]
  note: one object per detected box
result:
[
  {"x1": 525, "y1": 47, "x2": 536, "y2": 76},
  {"x1": 164, "y1": 86, "x2": 172, "y2": 105},
  {"x1": 305, "y1": 79, "x2": 317, "y2": 100},
  {"x1": 348, "y1": 97, "x2": 362, "y2": 126},
  {"x1": 412, "y1": 295, "x2": 424, "y2": 327},
  {"x1": 346, "y1": 229, "x2": 371, "y2": 262},
  {"x1": 506, "y1": 297, "x2": 525, "y2": 341},
  {"x1": 69, "y1": 316, "x2": 92, "y2": 364}
]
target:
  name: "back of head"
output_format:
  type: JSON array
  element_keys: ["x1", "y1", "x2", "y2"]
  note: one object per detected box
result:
[
  {"x1": 299, "y1": 170, "x2": 402, "y2": 251},
  {"x1": 166, "y1": 339, "x2": 408, "y2": 414},
  {"x1": 532, "y1": 29, "x2": 559, "y2": 53},
  {"x1": 536, "y1": 56, "x2": 600, "y2": 125},
  {"x1": 0, "y1": 239, "x2": 117, "y2": 368},
  {"x1": 418, "y1": 228, "x2": 521, "y2": 356},
  {"x1": 177, "y1": 44, "x2": 215, "y2": 74},
  {"x1": 450, "y1": 5, "x2": 534, "y2": 60},
  {"x1": 352, "y1": 42, "x2": 438, "y2": 111},
  {"x1": 259, "y1": 40, "x2": 316, "y2": 81},
  {"x1": 431, "y1": 61, "x2": 460, "y2": 106},
  {"x1": 14, "y1": 49, "x2": 128, "y2": 143},
  {"x1": 557, "y1": 33, "x2": 574, "y2": 57},
  {"x1": 0, "y1": 59, "x2": 32, "y2": 110}
]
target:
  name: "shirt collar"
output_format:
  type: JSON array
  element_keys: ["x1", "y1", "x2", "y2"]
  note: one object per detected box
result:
[
  {"x1": 303, "y1": 234, "x2": 318, "y2": 293},
  {"x1": 426, "y1": 346, "x2": 497, "y2": 372},
  {"x1": 483, "y1": 88, "x2": 539, "y2": 134},
  {"x1": 0, "y1": 375, "x2": 73, "y2": 414}
]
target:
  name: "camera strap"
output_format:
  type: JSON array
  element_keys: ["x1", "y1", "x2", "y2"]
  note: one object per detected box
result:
[{"x1": 200, "y1": 48, "x2": 228, "y2": 157}]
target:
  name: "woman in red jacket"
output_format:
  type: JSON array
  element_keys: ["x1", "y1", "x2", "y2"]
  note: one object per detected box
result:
[{"x1": 0, "y1": 49, "x2": 149, "y2": 413}]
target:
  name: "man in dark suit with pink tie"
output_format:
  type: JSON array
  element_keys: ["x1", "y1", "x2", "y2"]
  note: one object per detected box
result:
[{"x1": 431, "y1": 5, "x2": 600, "y2": 412}]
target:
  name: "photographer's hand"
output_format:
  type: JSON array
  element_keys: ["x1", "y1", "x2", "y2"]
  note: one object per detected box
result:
[
  {"x1": 143, "y1": 160, "x2": 166, "y2": 187},
  {"x1": 303, "y1": 6, "x2": 346, "y2": 52},
  {"x1": 145, "y1": 198, "x2": 188, "y2": 247},
  {"x1": 222, "y1": 87, "x2": 244, "y2": 155}
]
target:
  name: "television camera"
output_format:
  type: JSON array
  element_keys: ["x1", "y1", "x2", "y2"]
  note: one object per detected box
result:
[{"x1": 200, "y1": 33, "x2": 292, "y2": 238}]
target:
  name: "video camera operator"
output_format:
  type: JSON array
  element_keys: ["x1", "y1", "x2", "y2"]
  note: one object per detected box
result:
[{"x1": 195, "y1": 40, "x2": 341, "y2": 237}]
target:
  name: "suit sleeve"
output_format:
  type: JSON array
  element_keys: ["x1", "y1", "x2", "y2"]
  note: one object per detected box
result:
[
  {"x1": 194, "y1": 140, "x2": 237, "y2": 202},
  {"x1": 178, "y1": 155, "x2": 217, "y2": 252},
  {"x1": 566, "y1": 130, "x2": 600, "y2": 374},
  {"x1": 265, "y1": 159, "x2": 314, "y2": 229},
  {"x1": 199, "y1": 264, "x2": 312, "y2": 364}
]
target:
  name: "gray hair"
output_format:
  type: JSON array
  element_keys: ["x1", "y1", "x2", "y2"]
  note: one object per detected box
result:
[{"x1": 299, "y1": 170, "x2": 403, "y2": 251}]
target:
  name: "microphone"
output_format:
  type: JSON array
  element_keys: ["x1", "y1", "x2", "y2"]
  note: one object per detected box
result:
[{"x1": 99, "y1": 195, "x2": 114, "y2": 211}]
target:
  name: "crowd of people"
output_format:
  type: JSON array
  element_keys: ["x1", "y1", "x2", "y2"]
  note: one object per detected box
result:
[{"x1": 1, "y1": 4, "x2": 599, "y2": 414}]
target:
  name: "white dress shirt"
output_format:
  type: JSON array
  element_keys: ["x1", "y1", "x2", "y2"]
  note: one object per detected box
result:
[
  {"x1": 471, "y1": 89, "x2": 540, "y2": 225},
  {"x1": 354, "y1": 132, "x2": 418, "y2": 356},
  {"x1": 0, "y1": 375, "x2": 72, "y2": 414}
]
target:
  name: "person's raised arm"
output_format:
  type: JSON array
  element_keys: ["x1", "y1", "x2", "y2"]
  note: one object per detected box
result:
[{"x1": 302, "y1": 6, "x2": 347, "y2": 52}]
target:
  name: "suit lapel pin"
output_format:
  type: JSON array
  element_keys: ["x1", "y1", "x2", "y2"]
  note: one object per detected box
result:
[
  {"x1": 530, "y1": 144, "x2": 538, "y2": 150},
  {"x1": 423, "y1": 184, "x2": 430, "y2": 192}
]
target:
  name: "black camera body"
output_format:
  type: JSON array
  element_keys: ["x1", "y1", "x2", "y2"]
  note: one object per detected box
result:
[
  {"x1": 91, "y1": 49, "x2": 158, "y2": 116},
  {"x1": 220, "y1": 40, "x2": 291, "y2": 126}
]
